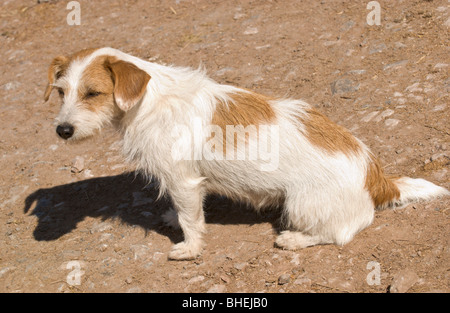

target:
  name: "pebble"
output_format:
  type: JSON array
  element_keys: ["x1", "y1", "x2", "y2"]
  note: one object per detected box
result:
[
  {"x1": 385, "y1": 119, "x2": 400, "y2": 128},
  {"x1": 90, "y1": 221, "x2": 113, "y2": 233},
  {"x1": 390, "y1": 269, "x2": 419, "y2": 293},
  {"x1": 188, "y1": 275, "x2": 205, "y2": 284},
  {"x1": 433, "y1": 104, "x2": 446, "y2": 112},
  {"x1": 234, "y1": 262, "x2": 247, "y2": 271},
  {"x1": 383, "y1": 60, "x2": 408, "y2": 71},
  {"x1": 130, "y1": 244, "x2": 151, "y2": 260},
  {"x1": 405, "y1": 82, "x2": 422, "y2": 93},
  {"x1": 278, "y1": 273, "x2": 291, "y2": 285},
  {"x1": 374, "y1": 109, "x2": 394, "y2": 122},
  {"x1": 207, "y1": 284, "x2": 226, "y2": 293},
  {"x1": 434, "y1": 63, "x2": 448, "y2": 69},
  {"x1": 294, "y1": 277, "x2": 312, "y2": 287},
  {"x1": 233, "y1": 12, "x2": 246, "y2": 20},
  {"x1": 243, "y1": 27, "x2": 258, "y2": 35},
  {"x1": 0, "y1": 267, "x2": 13, "y2": 278},
  {"x1": 220, "y1": 275, "x2": 231, "y2": 284},
  {"x1": 330, "y1": 78, "x2": 360, "y2": 95},
  {"x1": 290, "y1": 253, "x2": 300, "y2": 265},
  {"x1": 84, "y1": 169, "x2": 94, "y2": 178},
  {"x1": 71, "y1": 156, "x2": 85, "y2": 173},
  {"x1": 347, "y1": 69, "x2": 366, "y2": 75},
  {"x1": 255, "y1": 44, "x2": 271, "y2": 50},
  {"x1": 445, "y1": 17, "x2": 450, "y2": 27},
  {"x1": 369, "y1": 43, "x2": 387, "y2": 54},
  {"x1": 1, "y1": 81, "x2": 20, "y2": 91},
  {"x1": 340, "y1": 20, "x2": 355, "y2": 32},
  {"x1": 127, "y1": 287, "x2": 142, "y2": 293},
  {"x1": 362, "y1": 111, "x2": 379, "y2": 123}
]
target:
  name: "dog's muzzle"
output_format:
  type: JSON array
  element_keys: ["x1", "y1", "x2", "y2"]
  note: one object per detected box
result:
[{"x1": 56, "y1": 123, "x2": 75, "y2": 140}]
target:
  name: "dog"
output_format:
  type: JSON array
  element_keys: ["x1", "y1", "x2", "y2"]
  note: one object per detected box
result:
[{"x1": 44, "y1": 47, "x2": 449, "y2": 260}]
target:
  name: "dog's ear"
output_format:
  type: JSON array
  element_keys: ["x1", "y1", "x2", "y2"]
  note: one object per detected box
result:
[
  {"x1": 105, "y1": 58, "x2": 151, "y2": 112},
  {"x1": 44, "y1": 55, "x2": 69, "y2": 102}
]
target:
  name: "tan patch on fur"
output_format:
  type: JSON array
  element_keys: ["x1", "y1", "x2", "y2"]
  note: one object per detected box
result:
[
  {"x1": 211, "y1": 90, "x2": 275, "y2": 155},
  {"x1": 78, "y1": 56, "x2": 116, "y2": 113},
  {"x1": 299, "y1": 107, "x2": 362, "y2": 155},
  {"x1": 104, "y1": 57, "x2": 151, "y2": 111},
  {"x1": 44, "y1": 55, "x2": 70, "y2": 101},
  {"x1": 44, "y1": 48, "x2": 99, "y2": 101},
  {"x1": 365, "y1": 154, "x2": 400, "y2": 208},
  {"x1": 212, "y1": 91, "x2": 275, "y2": 128},
  {"x1": 69, "y1": 48, "x2": 99, "y2": 61}
]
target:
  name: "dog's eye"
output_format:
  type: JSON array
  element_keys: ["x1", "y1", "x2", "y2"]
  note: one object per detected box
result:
[
  {"x1": 57, "y1": 88, "x2": 64, "y2": 97},
  {"x1": 85, "y1": 91, "x2": 101, "y2": 99}
]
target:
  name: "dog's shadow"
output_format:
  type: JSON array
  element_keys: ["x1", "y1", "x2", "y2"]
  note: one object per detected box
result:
[{"x1": 23, "y1": 172, "x2": 280, "y2": 243}]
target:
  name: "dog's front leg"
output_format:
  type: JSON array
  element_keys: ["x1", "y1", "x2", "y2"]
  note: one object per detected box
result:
[{"x1": 166, "y1": 180, "x2": 206, "y2": 260}]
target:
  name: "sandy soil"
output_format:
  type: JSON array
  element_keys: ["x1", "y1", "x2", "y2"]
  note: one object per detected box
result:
[{"x1": 0, "y1": 0, "x2": 449, "y2": 293}]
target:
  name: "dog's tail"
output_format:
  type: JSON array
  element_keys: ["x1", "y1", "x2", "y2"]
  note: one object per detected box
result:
[
  {"x1": 366, "y1": 155, "x2": 449, "y2": 210},
  {"x1": 392, "y1": 177, "x2": 450, "y2": 208}
]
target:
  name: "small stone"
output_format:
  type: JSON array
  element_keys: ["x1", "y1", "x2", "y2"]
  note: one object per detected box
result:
[
  {"x1": 127, "y1": 287, "x2": 142, "y2": 293},
  {"x1": 98, "y1": 244, "x2": 108, "y2": 252},
  {"x1": 383, "y1": 60, "x2": 408, "y2": 71},
  {"x1": 390, "y1": 269, "x2": 419, "y2": 293},
  {"x1": 207, "y1": 284, "x2": 226, "y2": 293},
  {"x1": 362, "y1": 111, "x2": 380, "y2": 123},
  {"x1": 294, "y1": 277, "x2": 312, "y2": 287},
  {"x1": 233, "y1": 12, "x2": 246, "y2": 20},
  {"x1": 331, "y1": 78, "x2": 360, "y2": 95},
  {"x1": 374, "y1": 109, "x2": 394, "y2": 122},
  {"x1": 405, "y1": 82, "x2": 422, "y2": 93},
  {"x1": 278, "y1": 273, "x2": 291, "y2": 285},
  {"x1": 370, "y1": 43, "x2": 387, "y2": 54},
  {"x1": 188, "y1": 275, "x2": 205, "y2": 284},
  {"x1": 445, "y1": 17, "x2": 450, "y2": 27},
  {"x1": 243, "y1": 27, "x2": 258, "y2": 35},
  {"x1": 340, "y1": 20, "x2": 355, "y2": 32},
  {"x1": 90, "y1": 221, "x2": 113, "y2": 233},
  {"x1": 1, "y1": 81, "x2": 20, "y2": 91},
  {"x1": 234, "y1": 262, "x2": 247, "y2": 271},
  {"x1": 0, "y1": 267, "x2": 13, "y2": 278},
  {"x1": 385, "y1": 119, "x2": 400, "y2": 128},
  {"x1": 130, "y1": 244, "x2": 151, "y2": 260},
  {"x1": 83, "y1": 169, "x2": 94, "y2": 178},
  {"x1": 220, "y1": 275, "x2": 231, "y2": 284},
  {"x1": 255, "y1": 44, "x2": 271, "y2": 50},
  {"x1": 71, "y1": 156, "x2": 85, "y2": 173},
  {"x1": 347, "y1": 69, "x2": 366, "y2": 75},
  {"x1": 434, "y1": 63, "x2": 448, "y2": 69}
]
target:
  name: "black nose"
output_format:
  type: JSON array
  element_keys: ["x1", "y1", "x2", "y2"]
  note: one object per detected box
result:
[{"x1": 56, "y1": 123, "x2": 74, "y2": 139}]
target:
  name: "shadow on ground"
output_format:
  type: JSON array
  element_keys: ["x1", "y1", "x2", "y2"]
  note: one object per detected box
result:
[{"x1": 23, "y1": 172, "x2": 281, "y2": 243}]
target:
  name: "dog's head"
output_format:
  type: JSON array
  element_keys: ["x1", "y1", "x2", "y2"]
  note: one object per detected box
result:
[{"x1": 44, "y1": 48, "x2": 151, "y2": 141}]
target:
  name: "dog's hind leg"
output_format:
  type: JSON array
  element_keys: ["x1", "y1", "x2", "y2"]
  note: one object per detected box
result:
[
  {"x1": 275, "y1": 231, "x2": 328, "y2": 250},
  {"x1": 166, "y1": 177, "x2": 206, "y2": 260}
]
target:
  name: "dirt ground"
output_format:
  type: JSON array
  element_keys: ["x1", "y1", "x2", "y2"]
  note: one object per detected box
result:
[{"x1": 0, "y1": 0, "x2": 449, "y2": 293}]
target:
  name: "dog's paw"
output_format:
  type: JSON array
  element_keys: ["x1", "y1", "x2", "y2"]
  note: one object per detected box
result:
[
  {"x1": 162, "y1": 207, "x2": 180, "y2": 229},
  {"x1": 168, "y1": 241, "x2": 202, "y2": 260},
  {"x1": 275, "y1": 231, "x2": 320, "y2": 250}
]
